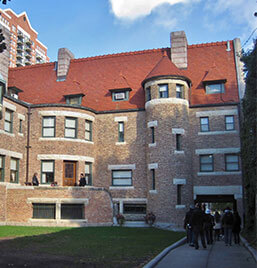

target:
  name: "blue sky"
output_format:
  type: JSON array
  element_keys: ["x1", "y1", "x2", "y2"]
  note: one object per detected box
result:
[{"x1": 2, "y1": 0, "x2": 256, "y2": 61}]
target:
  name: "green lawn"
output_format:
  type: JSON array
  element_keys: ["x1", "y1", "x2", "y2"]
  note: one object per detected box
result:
[{"x1": 0, "y1": 226, "x2": 185, "y2": 267}]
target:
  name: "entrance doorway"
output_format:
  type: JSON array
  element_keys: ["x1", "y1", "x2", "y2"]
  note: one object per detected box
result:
[
  {"x1": 195, "y1": 195, "x2": 237, "y2": 212},
  {"x1": 63, "y1": 161, "x2": 76, "y2": 186}
]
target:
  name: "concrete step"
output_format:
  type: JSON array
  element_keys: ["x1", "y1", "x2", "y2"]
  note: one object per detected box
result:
[{"x1": 123, "y1": 221, "x2": 149, "y2": 227}]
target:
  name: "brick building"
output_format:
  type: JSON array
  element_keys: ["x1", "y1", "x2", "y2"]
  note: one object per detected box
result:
[
  {"x1": 0, "y1": 8, "x2": 49, "y2": 69},
  {"x1": 0, "y1": 31, "x2": 245, "y2": 227}
]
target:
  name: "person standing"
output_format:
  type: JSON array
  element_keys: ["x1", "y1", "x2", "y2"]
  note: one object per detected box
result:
[
  {"x1": 190, "y1": 203, "x2": 207, "y2": 250},
  {"x1": 222, "y1": 207, "x2": 234, "y2": 246},
  {"x1": 79, "y1": 173, "x2": 86, "y2": 187},
  {"x1": 232, "y1": 211, "x2": 241, "y2": 244},
  {"x1": 32, "y1": 172, "x2": 39, "y2": 186},
  {"x1": 213, "y1": 211, "x2": 222, "y2": 241},
  {"x1": 204, "y1": 209, "x2": 214, "y2": 244},
  {"x1": 184, "y1": 204, "x2": 195, "y2": 246}
]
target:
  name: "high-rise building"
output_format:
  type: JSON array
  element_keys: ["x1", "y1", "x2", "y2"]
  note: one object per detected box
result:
[{"x1": 0, "y1": 8, "x2": 49, "y2": 68}]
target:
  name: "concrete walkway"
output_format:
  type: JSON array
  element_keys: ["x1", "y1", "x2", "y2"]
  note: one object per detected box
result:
[{"x1": 154, "y1": 240, "x2": 256, "y2": 268}]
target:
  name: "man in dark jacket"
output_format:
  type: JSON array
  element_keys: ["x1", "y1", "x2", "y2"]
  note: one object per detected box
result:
[
  {"x1": 222, "y1": 207, "x2": 234, "y2": 246},
  {"x1": 190, "y1": 203, "x2": 207, "y2": 249},
  {"x1": 184, "y1": 204, "x2": 195, "y2": 246},
  {"x1": 204, "y1": 209, "x2": 214, "y2": 244}
]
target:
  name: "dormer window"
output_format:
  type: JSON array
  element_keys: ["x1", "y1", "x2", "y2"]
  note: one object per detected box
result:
[
  {"x1": 110, "y1": 88, "x2": 131, "y2": 102},
  {"x1": 203, "y1": 80, "x2": 226, "y2": 94},
  {"x1": 64, "y1": 93, "x2": 85, "y2": 105},
  {"x1": 7, "y1": 87, "x2": 23, "y2": 100}
]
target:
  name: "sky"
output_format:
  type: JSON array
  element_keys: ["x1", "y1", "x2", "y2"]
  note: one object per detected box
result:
[{"x1": 1, "y1": 0, "x2": 256, "y2": 62}]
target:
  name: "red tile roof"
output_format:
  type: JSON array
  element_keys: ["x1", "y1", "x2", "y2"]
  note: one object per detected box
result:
[{"x1": 8, "y1": 40, "x2": 239, "y2": 111}]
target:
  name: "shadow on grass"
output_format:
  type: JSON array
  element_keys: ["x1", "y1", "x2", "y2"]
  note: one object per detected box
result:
[{"x1": 0, "y1": 226, "x2": 185, "y2": 268}]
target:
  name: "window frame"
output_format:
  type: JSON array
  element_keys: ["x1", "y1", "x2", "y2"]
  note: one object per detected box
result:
[
  {"x1": 177, "y1": 184, "x2": 182, "y2": 205},
  {"x1": 85, "y1": 120, "x2": 93, "y2": 141},
  {"x1": 19, "y1": 119, "x2": 23, "y2": 134},
  {"x1": 225, "y1": 154, "x2": 239, "y2": 171},
  {"x1": 118, "y1": 121, "x2": 125, "y2": 142},
  {"x1": 158, "y1": 84, "x2": 169, "y2": 98},
  {"x1": 200, "y1": 117, "x2": 210, "y2": 132},
  {"x1": 176, "y1": 134, "x2": 182, "y2": 151},
  {"x1": 32, "y1": 203, "x2": 56, "y2": 219},
  {"x1": 146, "y1": 87, "x2": 151, "y2": 102},
  {"x1": 112, "y1": 170, "x2": 132, "y2": 186},
  {"x1": 10, "y1": 157, "x2": 19, "y2": 183},
  {"x1": 41, "y1": 160, "x2": 55, "y2": 184},
  {"x1": 4, "y1": 108, "x2": 13, "y2": 133},
  {"x1": 200, "y1": 154, "x2": 214, "y2": 172},
  {"x1": 65, "y1": 117, "x2": 77, "y2": 139},
  {"x1": 85, "y1": 162, "x2": 92, "y2": 185},
  {"x1": 176, "y1": 84, "x2": 183, "y2": 99},
  {"x1": 205, "y1": 83, "x2": 225, "y2": 94},
  {"x1": 112, "y1": 91, "x2": 129, "y2": 102},
  {"x1": 42, "y1": 116, "x2": 56, "y2": 137},
  {"x1": 150, "y1": 127, "x2": 155, "y2": 144},
  {"x1": 0, "y1": 155, "x2": 5, "y2": 182},
  {"x1": 151, "y1": 169, "x2": 155, "y2": 190},
  {"x1": 225, "y1": 115, "x2": 235, "y2": 131}
]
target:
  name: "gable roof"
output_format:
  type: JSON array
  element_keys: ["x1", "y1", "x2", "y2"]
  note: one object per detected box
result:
[{"x1": 8, "y1": 40, "x2": 239, "y2": 112}]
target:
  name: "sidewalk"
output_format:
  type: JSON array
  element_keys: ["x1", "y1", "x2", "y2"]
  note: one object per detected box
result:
[{"x1": 152, "y1": 240, "x2": 256, "y2": 268}]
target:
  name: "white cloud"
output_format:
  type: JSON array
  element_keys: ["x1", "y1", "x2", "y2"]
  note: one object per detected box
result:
[{"x1": 109, "y1": 0, "x2": 193, "y2": 20}]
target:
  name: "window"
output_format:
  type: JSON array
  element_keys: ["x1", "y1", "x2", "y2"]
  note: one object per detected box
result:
[
  {"x1": 150, "y1": 127, "x2": 155, "y2": 144},
  {"x1": 61, "y1": 204, "x2": 84, "y2": 219},
  {"x1": 118, "y1": 122, "x2": 124, "y2": 142},
  {"x1": 176, "y1": 134, "x2": 182, "y2": 151},
  {"x1": 123, "y1": 204, "x2": 146, "y2": 214},
  {"x1": 146, "y1": 87, "x2": 151, "y2": 101},
  {"x1": 4, "y1": 109, "x2": 13, "y2": 133},
  {"x1": 177, "y1": 185, "x2": 182, "y2": 205},
  {"x1": 111, "y1": 89, "x2": 131, "y2": 101},
  {"x1": 10, "y1": 158, "x2": 19, "y2": 183},
  {"x1": 200, "y1": 155, "x2": 213, "y2": 172},
  {"x1": 41, "y1": 160, "x2": 54, "y2": 184},
  {"x1": 85, "y1": 120, "x2": 92, "y2": 141},
  {"x1": 151, "y1": 169, "x2": 155, "y2": 190},
  {"x1": 225, "y1": 154, "x2": 239, "y2": 171},
  {"x1": 85, "y1": 162, "x2": 92, "y2": 185},
  {"x1": 112, "y1": 170, "x2": 132, "y2": 186},
  {"x1": 225, "y1": 116, "x2": 235, "y2": 131},
  {"x1": 159, "y1": 84, "x2": 168, "y2": 98},
  {"x1": 65, "y1": 117, "x2": 77, "y2": 138},
  {"x1": 42, "y1": 116, "x2": 55, "y2": 137},
  {"x1": 176, "y1": 84, "x2": 183, "y2": 99},
  {"x1": 33, "y1": 203, "x2": 56, "y2": 219},
  {"x1": 19, "y1": 119, "x2": 23, "y2": 133},
  {"x1": 205, "y1": 83, "x2": 225, "y2": 94},
  {"x1": 200, "y1": 117, "x2": 209, "y2": 132},
  {"x1": 0, "y1": 155, "x2": 5, "y2": 181}
]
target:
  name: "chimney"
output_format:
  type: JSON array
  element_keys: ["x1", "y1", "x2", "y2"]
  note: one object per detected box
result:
[
  {"x1": 57, "y1": 48, "x2": 74, "y2": 81},
  {"x1": 170, "y1": 31, "x2": 188, "y2": 69}
]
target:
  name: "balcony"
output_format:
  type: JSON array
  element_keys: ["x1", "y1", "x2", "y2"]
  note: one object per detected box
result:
[
  {"x1": 25, "y1": 60, "x2": 31, "y2": 66},
  {"x1": 24, "y1": 37, "x2": 32, "y2": 45},
  {"x1": 16, "y1": 53, "x2": 23, "y2": 59},
  {"x1": 25, "y1": 52, "x2": 31, "y2": 59},
  {"x1": 25, "y1": 45, "x2": 32, "y2": 52},
  {"x1": 16, "y1": 46, "x2": 23, "y2": 52}
]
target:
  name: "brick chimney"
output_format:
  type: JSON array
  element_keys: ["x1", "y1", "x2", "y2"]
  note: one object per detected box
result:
[
  {"x1": 57, "y1": 48, "x2": 74, "y2": 81},
  {"x1": 170, "y1": 31, "x2": 188, "y2": 69}
]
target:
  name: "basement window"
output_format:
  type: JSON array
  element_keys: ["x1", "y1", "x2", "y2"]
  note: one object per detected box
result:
[
  {"x1": 123, "y1": 203, "x2": 146, "y2": 214},
  {"x1": 32, "y1": 203, "x2": 56, "y2": 219},
  {"x1": 61, "y1": 204, "x2": 84, "y2": 219}
]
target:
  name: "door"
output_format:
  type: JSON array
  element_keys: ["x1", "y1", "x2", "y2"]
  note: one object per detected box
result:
[{"x1": 63, "y1": 161, "x2": 76, "y2": 186}]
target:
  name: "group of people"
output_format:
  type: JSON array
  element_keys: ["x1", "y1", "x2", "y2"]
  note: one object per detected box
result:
[{"x1": 184, "y1": 203, "x2": 241, "y2": 249}]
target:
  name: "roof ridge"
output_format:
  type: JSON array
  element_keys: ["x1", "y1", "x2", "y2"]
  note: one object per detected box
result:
[
  {"x1": 72, "y1": 47, "x2": 168, "y2": 63},
  {"x1": 188, "y1": 40, "x2": 232, "y2": 48},
  {"x1": 9, "y1": 62, "x2": 54, "y2": 71}
]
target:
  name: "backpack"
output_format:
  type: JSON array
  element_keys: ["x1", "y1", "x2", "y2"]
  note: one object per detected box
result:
[{"x1": 223, "y1": 212, "x2": 233, "y2": 225}]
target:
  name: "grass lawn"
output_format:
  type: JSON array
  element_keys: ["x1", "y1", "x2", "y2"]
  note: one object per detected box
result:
[{"x1": 0, "y1": 226, "x2": 185, "y2": 267}]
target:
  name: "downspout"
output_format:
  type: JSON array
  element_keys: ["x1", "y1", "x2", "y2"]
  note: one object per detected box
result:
[{"x1": 25, "y1": 106, "x2": 32, "y2": 184}]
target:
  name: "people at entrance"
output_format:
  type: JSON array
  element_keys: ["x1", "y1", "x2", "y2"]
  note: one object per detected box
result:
[
  {"x1": 232, "y1": 211, "x2": 241, "y2": 244},
  {"x1": 190, "y1": 203, "x2": 207, "y2": 250},
  {"x1": 204, "y1": 209, "x2": 214, "y2": 244},
  {"x1": 213, "y1": 211, "x2": 222, "y2": 241},
  {"x1": 222, "y1": 207, "x2": 234, "y2": 246},
  {"x1": 79, "y1": 173, "x2": 86, "y2": 186},
  {"x1": 184, "y1": 204, "x2": 195, "y2": 246},
  {"x1": 32, "y1": 172, "x2": 39, "y2": 186}
]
